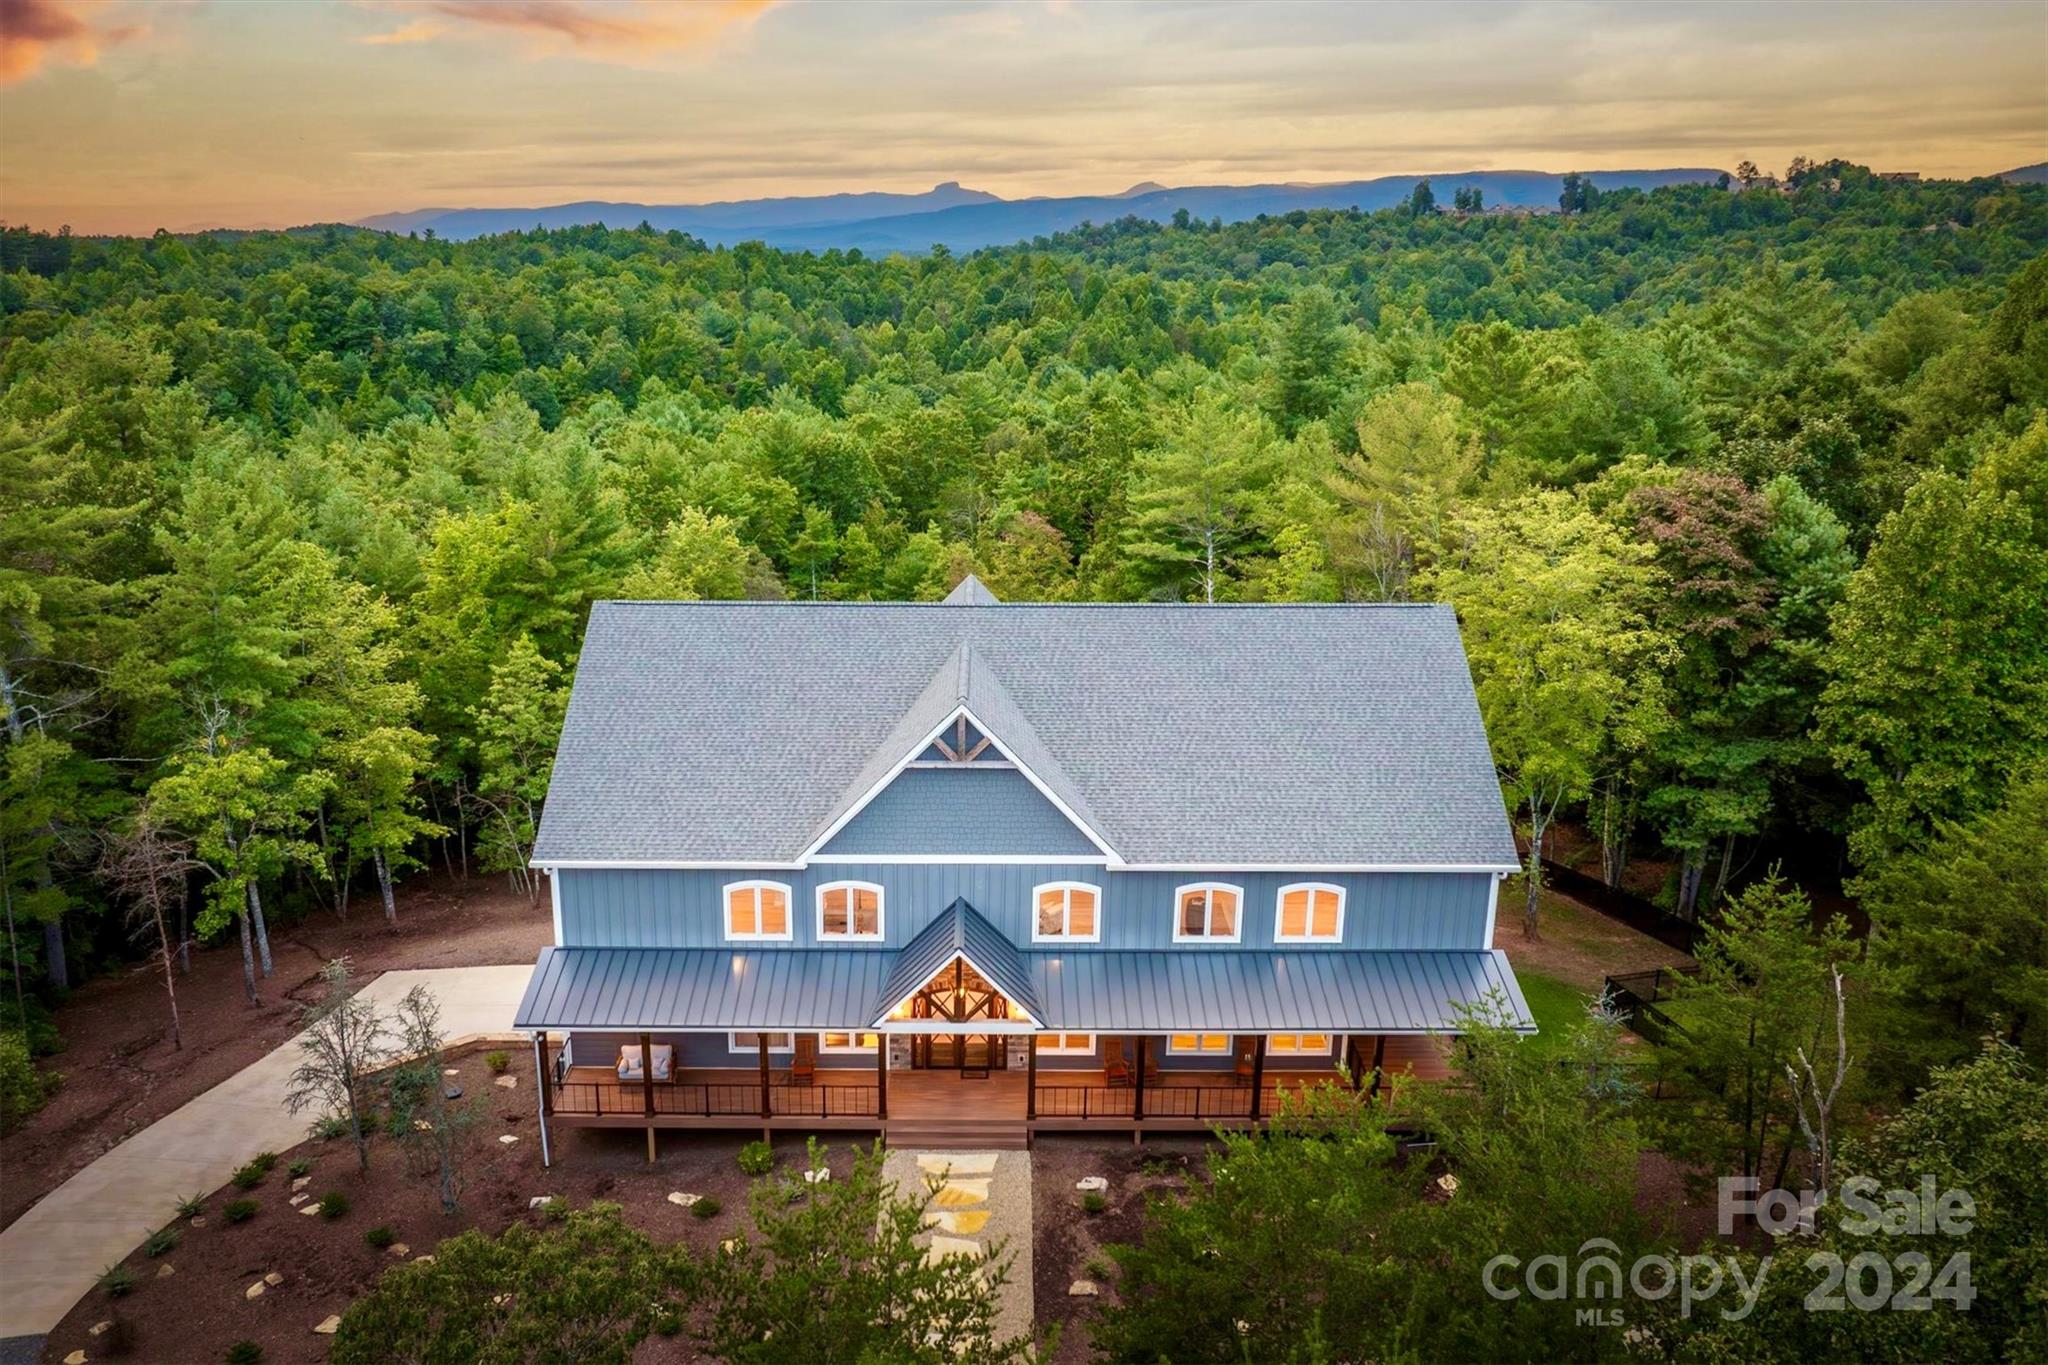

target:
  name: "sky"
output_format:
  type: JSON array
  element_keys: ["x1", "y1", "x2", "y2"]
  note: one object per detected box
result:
[{"x1": 2, "y1": 0, "x2": 2044, "y2": 236}]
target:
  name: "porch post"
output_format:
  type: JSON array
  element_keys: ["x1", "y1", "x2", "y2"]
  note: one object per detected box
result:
[
  {"x1": 531, "y1": 1032, "x2": 552, "y2": 1169},
  {"x1": 876, "y1": 1035, "x2": 888, "y2": 1120},
  {"x1": 1132, "y1": 1036, "x2": 1145, "y2": 1122},
  {"x1": 1025, "y1": 1033, "x2": 1038, "y2": 1121},
  {"x1": 1369, "y1": 1034, "x2": 1387, "y2": 1100},
  {"x1": 639, "y1": 1030, "x2": 656, "y2": 1165},
  {"x1": 1248, "y1": 1034, "x2": 1267, "y2": 1122},
  {"x1": 758, "y1": 1034, "x2": 772, "y2": 1119}
]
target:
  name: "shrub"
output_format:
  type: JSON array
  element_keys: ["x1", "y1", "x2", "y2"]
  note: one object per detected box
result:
[
  {"x1": 539, "y1": 1196, "x2": 568, "y2": 1222},
  {"x1": 485, "y1": 1050, "x2": 511, "y2": 1075},
  {"x1": 99, "y1": 1263, "x2": 136, "y2": 1297},
  {"x1": 310, "y1": 1113, "x2": 349, "y2": 1141},
  {"x1": 287, "y1": 1158, "x2": 310, "y2": 1177},
  {"x1": 250, "y1": 1151, "x2": 279, "y2": 1173},
  {"x1": 143, "y1": 1226, "x2": 180, "y2": 1257},
  {"x1": 1080, "y1": 1191, "x2": 1107, "y2": 1215},
  {"x1": 229, "y1": 1162, "x2": 264, "y2": 1190},
  {"x1": 737, "y1": 1139, "x2": 774, "y2": 1176},
  {"x1": 318, "y1": 1191, "x2": 350, "y2": 1219},
  {"x1": 223, "y1": 1199, "x2": 258, "y2": 1223},
  {"x1": 0, "y1": 1031, "x2": 56, "y2": 1135},
  {"x1": 175, "y1": 1192, "x2": 206, "y2": 1218},
  {"x1": 689, "y1": 1196, "x2": 721, "y2": 1219},
  {"x1": 364, "y1": 1224, "x2": 395, "y2": 1249},
  {"x1": 224, "y1": 1341, "x2": 263, "y2": 1365}
]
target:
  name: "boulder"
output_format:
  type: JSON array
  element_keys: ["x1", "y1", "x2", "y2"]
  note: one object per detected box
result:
[
  {"x1": 1068, "y1": 1279, "x2": 1100, "y2": 1298},
  {"x1": 314, "y1": 1315, "x2": 341, "y2": 1335},
  {"x1": 493, "y1": 1075, "x2": 517, "y2": 1089},
  {"x1": 443, "y1": 1085, "x2": 463, "y2": 1100},
  {"x1": 666, "y1": 1191, "x2": 701, "y2": 1207},
  {"x1": 245, "y1": 1281, "x2": 266, "y2": 1300},
  {"x1": 1075, "y1": 1176, "x2": 1108, "y2": 1193}
]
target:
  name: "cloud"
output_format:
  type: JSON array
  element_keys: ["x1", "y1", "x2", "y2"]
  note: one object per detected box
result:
[
  {"x1": 0, "y1": 0, "x2": 141, "y2": 83},
  {"x1": 358, "y1": 0, "x2": 777, "y2": 62}
]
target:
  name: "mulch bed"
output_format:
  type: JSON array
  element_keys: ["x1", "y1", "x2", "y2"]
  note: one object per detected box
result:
[
  {"x1": 1027, "y1": 1133, "x2": 1212, "y2": 1364},
  {"x1": 5, "y1": 873, "x2": 552, "y2": 1232},
  {"x1": 37, "y1": 1045, "x2": 866, "y2": 1365}
]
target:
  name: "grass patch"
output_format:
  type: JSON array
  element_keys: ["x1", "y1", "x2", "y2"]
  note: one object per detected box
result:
[
  {"x1": 223, "y1": 1198, "x2": 258, "y2": 1224},
  {"x1": 1514, "y1": 969, "x2": 1592, "y2": 1058},
  {"x1": 1080, "y1": 1191, "x2": 1108, "y2": 1215},
  {"x1": 318, "y1": 1191, "x2": 350, "y2": 1220},
  {"x1": 143, "y1": 1225, "x2": 180, "y2": 1257},
  {"x1": 98, "y1": 1263, "x2": 136, "y2": 1298},
  {"x1": 690, "y1": 1196, "x2": 721, "y2": 1219}
]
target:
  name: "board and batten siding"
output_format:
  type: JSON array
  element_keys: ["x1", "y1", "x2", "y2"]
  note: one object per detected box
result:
[
  {"x1": 554, "y1": 866, "x2": 1496, "y2": 952},
  {"x1": 817, "y1": 766, "x2": 1102, "y2": 857}
]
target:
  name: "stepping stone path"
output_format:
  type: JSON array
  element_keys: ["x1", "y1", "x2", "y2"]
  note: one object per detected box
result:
[
  {"x1": 289, "y1": 1193, "x2": 307, "y2": 1206},
  {"x1": 666, "y1": 1191, "x2": 701, "y2": 1207},
  {"x1": 292, "y1": 1176, "x2": 312, "y2": 1192},
  {"x1": 300, "y1": 1202, "x2": 322, "y2": 1216},
  {"x1": 314, "y1": 1315, "x2": 341, "y2": 1335},
  {"x1": 494, "y1": 1075, "x2": 518, "y2": 1089},
  {"x1": 266, "y1": 1272, "x2": 285, "y2": 1286},
  {"x1": 889, "y1": 1150, "x2": 1031, "y2": 1344},
  {"x1": 245, "y1": 1281, "x2": 266, "y2": 1300}
]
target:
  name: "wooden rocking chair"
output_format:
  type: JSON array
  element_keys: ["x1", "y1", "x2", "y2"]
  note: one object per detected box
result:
[
  {"x1": 1102, "y1": 1037, "x2": 1132, "y2": 1088},
  {"x1": 790, "y1": 1034, "x2": 817, "y2": 1087},
  {"x1": 1232, "y1": 1036, "x2": 1258, "y2": 1086}
]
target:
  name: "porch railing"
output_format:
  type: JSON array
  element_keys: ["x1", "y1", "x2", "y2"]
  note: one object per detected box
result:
[{"x1": 550, "y1": 1080, "x2": 880, "y2": 1120}]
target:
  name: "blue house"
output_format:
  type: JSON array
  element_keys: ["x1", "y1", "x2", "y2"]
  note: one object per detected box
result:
[{"x1": 513, "y1": 578, "x2": 1532, "y2": 1158}]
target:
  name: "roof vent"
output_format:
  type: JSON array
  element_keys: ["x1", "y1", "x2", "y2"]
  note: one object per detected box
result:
[{"x1": 940, "y1": 574, "x2": 1000, "y2": 606}]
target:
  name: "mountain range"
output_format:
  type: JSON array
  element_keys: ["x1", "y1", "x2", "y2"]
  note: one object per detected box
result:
[{"x1": 354, "y1": 170, "x2": 1728, "y2": 253}]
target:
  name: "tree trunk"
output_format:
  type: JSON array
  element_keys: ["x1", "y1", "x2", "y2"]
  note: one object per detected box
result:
[
  {"x1": 236, "y1": 906, "x2": 259, "y2": 1004},
  {"x1": 177, "y1": 899, "x2": 190, "y2": 974},
  {"x1": 1598, "y1": 778, "x2": 1633, "y2": 890},
  {"x1": 1522, "y1": 804, "x2": 1547, "y2": 940},
  {"x1": 41, "y1": 915, "x2": 67, "y2": 991},
  {"x1": 1709, "y1": 834, "x2": 1737, "y2": 911},
  {"x1": 315, "y1": 806, "x2": 342, "y2": 914},
  {"x1": 349, "y1": 1091, "x2": 369, "y2": 1174},
  {"x1": 3, "y1": 870, "x2": 24, "y2": 1023},
  {"x1": 376, "y1": 850, "x2": 397, "y2": 925},
  {"x1": 152, "y1": 902, "x2": 183, "y2": 1051},
  {"x1": 247, "y1": 881, "x2": 274, "y2": 977},
  {"x1": 1676, "y1": 854, "x2": 1704, "y2": 923}
]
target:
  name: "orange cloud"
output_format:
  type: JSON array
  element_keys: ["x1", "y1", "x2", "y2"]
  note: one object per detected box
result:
[
  {"x1": 359, "y1": 0, "x2": 776, "y2": 61},
  {"x1": 0, "y1": 0, "x2": 140, "y2": 84}
]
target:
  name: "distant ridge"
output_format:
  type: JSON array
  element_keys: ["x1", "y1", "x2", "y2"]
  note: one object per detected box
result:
[
  {"x1": 352, "y1": 169, "x2": 1728, "y2": 253},
  {"x1": 2000, "y1": 162, "x2": 2048, "y2": 184}
]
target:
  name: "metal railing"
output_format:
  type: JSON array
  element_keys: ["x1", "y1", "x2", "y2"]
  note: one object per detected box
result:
[
  {"x1": 1034, "y1": 1082, "x2": 1345, "y2": 1122},
  {"x1": 549, "y1": 1080, "x2": 880, "y2": 1120}
]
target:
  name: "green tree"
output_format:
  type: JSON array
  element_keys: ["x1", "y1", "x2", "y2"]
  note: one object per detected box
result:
[
  {"x1": 1419, "y1": 491, "x2": 1670, "y2": 937},
  {"x1": 1264, "y1": 286, "x2": 1349, "y2": 433},
  {"x1": 619, "y1": 507, "x2": 758, "y2": 600},
  {"x1": 1328, "y1": 383, "x2": 1481, "y2": 600},
  {"x1": 469, "y1": 637, "x2": 566, "y2": 900},
  {"x1": 1122, "y1": 393, "x2": 1277, "y2": 602}
]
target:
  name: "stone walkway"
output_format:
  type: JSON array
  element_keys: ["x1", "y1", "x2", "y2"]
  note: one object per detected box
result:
[
  {"x1": 0, "y1": 964, "x2": 532, "y2": 1349},
  {"x1": 882, "y1": 1148, "x2": 1035, "y2": 1347}
]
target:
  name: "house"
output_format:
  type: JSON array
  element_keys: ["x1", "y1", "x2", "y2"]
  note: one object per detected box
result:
[{"x1": 512, "y1": 578, "x2": 1533, "y2": 1159}]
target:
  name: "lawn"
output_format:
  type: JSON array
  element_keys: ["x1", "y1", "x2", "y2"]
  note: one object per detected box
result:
[{"x1": 1514, "y1": 968, "x2": 1592, "y2": 1057}]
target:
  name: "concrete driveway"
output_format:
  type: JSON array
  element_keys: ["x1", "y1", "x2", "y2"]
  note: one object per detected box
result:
[{"x1": 0, "y1": 964, "x2": 532, "y2": 1348}]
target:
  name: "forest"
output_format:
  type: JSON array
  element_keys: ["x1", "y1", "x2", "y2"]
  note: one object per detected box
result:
[{"x1": 2, "y1": 159, "x2": 2046, "y2": 1122}]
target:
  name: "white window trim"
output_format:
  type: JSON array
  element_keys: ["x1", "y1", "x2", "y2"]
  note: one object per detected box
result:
[
  {"x1": 1170, "y1": 882, "x2": 1245, "y2": 944},
  {"x1": 817, "y1": 1030, "x2": 880, "y2": 1053},
  {"x1": 1165, "y1": 1032, "x2": 1233, "y2": 1055},
  {"x1": 722, "y1": 880, "x2": 794, "y2": 942},
  {"x1": 815, "y1": 880, "x2": 886, "y2": 941},
  {"x1": 728, "y1": 1031, "x2": 795, "y2": 1053},
  {"x1": 1036, "y1": 1033, "x2": 1096, "y2": 1055},
  {"x1": 1030, "y1": 880, "x2": 1103, "y2": 943},
  {"x1": 1266, "y1": 1032, "x2": 1336, "y2": 1056},
  {"x1": 1273, "y1": 882, "x2": 1346, "y2": 943}
]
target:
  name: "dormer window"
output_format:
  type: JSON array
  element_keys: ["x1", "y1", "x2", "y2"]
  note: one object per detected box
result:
[
  {"x1": 817, "y1": 881, "x2": 884, "y2": 940},
  {"x1": 1275, "y1": 883, "x2": 1345, "y2": 943},
  {"x1": 1032, "y1": 881, "x2": 1101, "y2": 942},
  {"x1": 724, "y1": 881, "x2": 792, "y2": 941},
  {"x1": 1172, "y1": 883, "x2": 1242, "y2": 943}
]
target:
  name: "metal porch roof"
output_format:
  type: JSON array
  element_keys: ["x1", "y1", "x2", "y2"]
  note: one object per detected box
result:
[{"x1": 513, "y1": 945, "x2": 1532, "y2": 1035}]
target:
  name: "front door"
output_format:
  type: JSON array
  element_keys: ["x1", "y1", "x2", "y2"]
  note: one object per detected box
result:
[{"x1": 907, "y1": 958, "x2": 1009, "y2": 1075}]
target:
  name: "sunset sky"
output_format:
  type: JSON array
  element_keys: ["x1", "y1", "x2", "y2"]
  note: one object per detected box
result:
[{"x1": 3, "y1": 0, "x2": 2044, "y2": 236}]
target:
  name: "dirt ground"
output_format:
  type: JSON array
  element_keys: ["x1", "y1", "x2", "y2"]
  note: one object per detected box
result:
[
  {"x1": 3, "y1": 873, "x2": 550, "y2": 1231},
  {"x1": 1493, "y1": 883, "x2": 1693, "y2": 992},
  {"x1": 36, "y1": 1045, "x2": 875, "y2": 1365}
]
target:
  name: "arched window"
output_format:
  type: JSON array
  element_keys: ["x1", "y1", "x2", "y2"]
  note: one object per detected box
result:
[
  {"x1": 1172, "y1": 883, "x2": 1243, "y2": 943},
  {"x1": 1032, "y1": 881, "x2": 1101, "y2": 942},
  {"x1": 723, "y1": 880, "x2": 793, "y2": 941},
  {"x1": 1275, "y1": 883, "x2": 1345, "y2": 943},
  {"x1": 816, "y1": 881, "x2": 884, "y2": 940}
]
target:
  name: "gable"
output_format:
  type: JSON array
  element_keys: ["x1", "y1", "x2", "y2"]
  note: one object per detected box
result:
[
  {"x1": 916, "y1": 714, "x2": 1006, "y2": 764},
  {"x1": 818, "y1": 766, "x2": 1104, "y2": 857}
]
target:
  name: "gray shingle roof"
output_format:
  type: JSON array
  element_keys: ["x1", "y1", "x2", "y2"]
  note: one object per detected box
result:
[{"x1": 532, "y1": 599, "x2": 1518, "y2": 867}]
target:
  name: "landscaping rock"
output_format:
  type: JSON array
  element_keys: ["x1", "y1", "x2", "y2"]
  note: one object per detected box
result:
[
  {"x1": 925, "y1": 1235, "x2": 982, "y2": 1264},
  {"x1": 88, "y1": 1321, "x2": 112, "y2": 1337},
  {"x1": 666, "y1": 1191, "x2": 701, "y2": 1207},
  {"x1": 498, "y1": 1134, "x2": 519, "y2": 1145},
  {"x1": 528, "y1": 1196, "x2": 558, "y2": 1210},
  {"x1": 156, "y1": 1263, "x2": 175, "y2": 1279},
  {"x1": 386, "y1": 1242, "x2": 410, "y2": 1258},
  {"x1": 62, "y1": 1352, "x2": 85, "y2": 1365},
  {"x1": 265, "y1": 1272, "x2": 285, "y2": 1286},
  {"x1": 1068, "y1": 1279, "x2": 1100, "y2": 1298},
  {"x1": 916, "y1": 1152, "x2": 998, "y2": 1176},
  {"x1": 444, "y1": 1068, "x2": 460, "y2": 1077},
  {"x1": 444, "y1": 1085, "x2": 463, "y2": 1100},
  {"x1": 189, "y1": 1216, "x2": 206, "y2": 1228},
  {"x1": 1075, "y1": 1176, "x2": 1108, "y2": 1193},
  {"x1": 314, "y1": 1315, "x2": 341, "y2": 1335},
  {"x1": 491, "y1": 1293, "x2": 512, "y2": 1307},
  {"x1": 802, "y1": 1167, "x2": 830, "y2": 1185},
  {"x1": 291, "y1": 1176, "x2": 312, "y2": 1192},
  {"x1": 720, "y1": 1238, "x2": 739, "y2": 1254},
  {"x1": 246, "y1": 1281, "x2": 266, "y2": 1300},
  {"x1": 494, "y1": 1074, "x2": 517, "y2": 1089},
  {"x1": 300, "y1": 1202, "x2": 322, "y2": 1215},
  {"x1": 412, "y1": 1254, "x2": 435, "y2": 1266},
  {"x1": 1436, "y1": 1173, "x2": 1459, "y2": 1197},
  {"x1": 288, "y1": 1193, "x2": 307, "y2": 1206}
]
